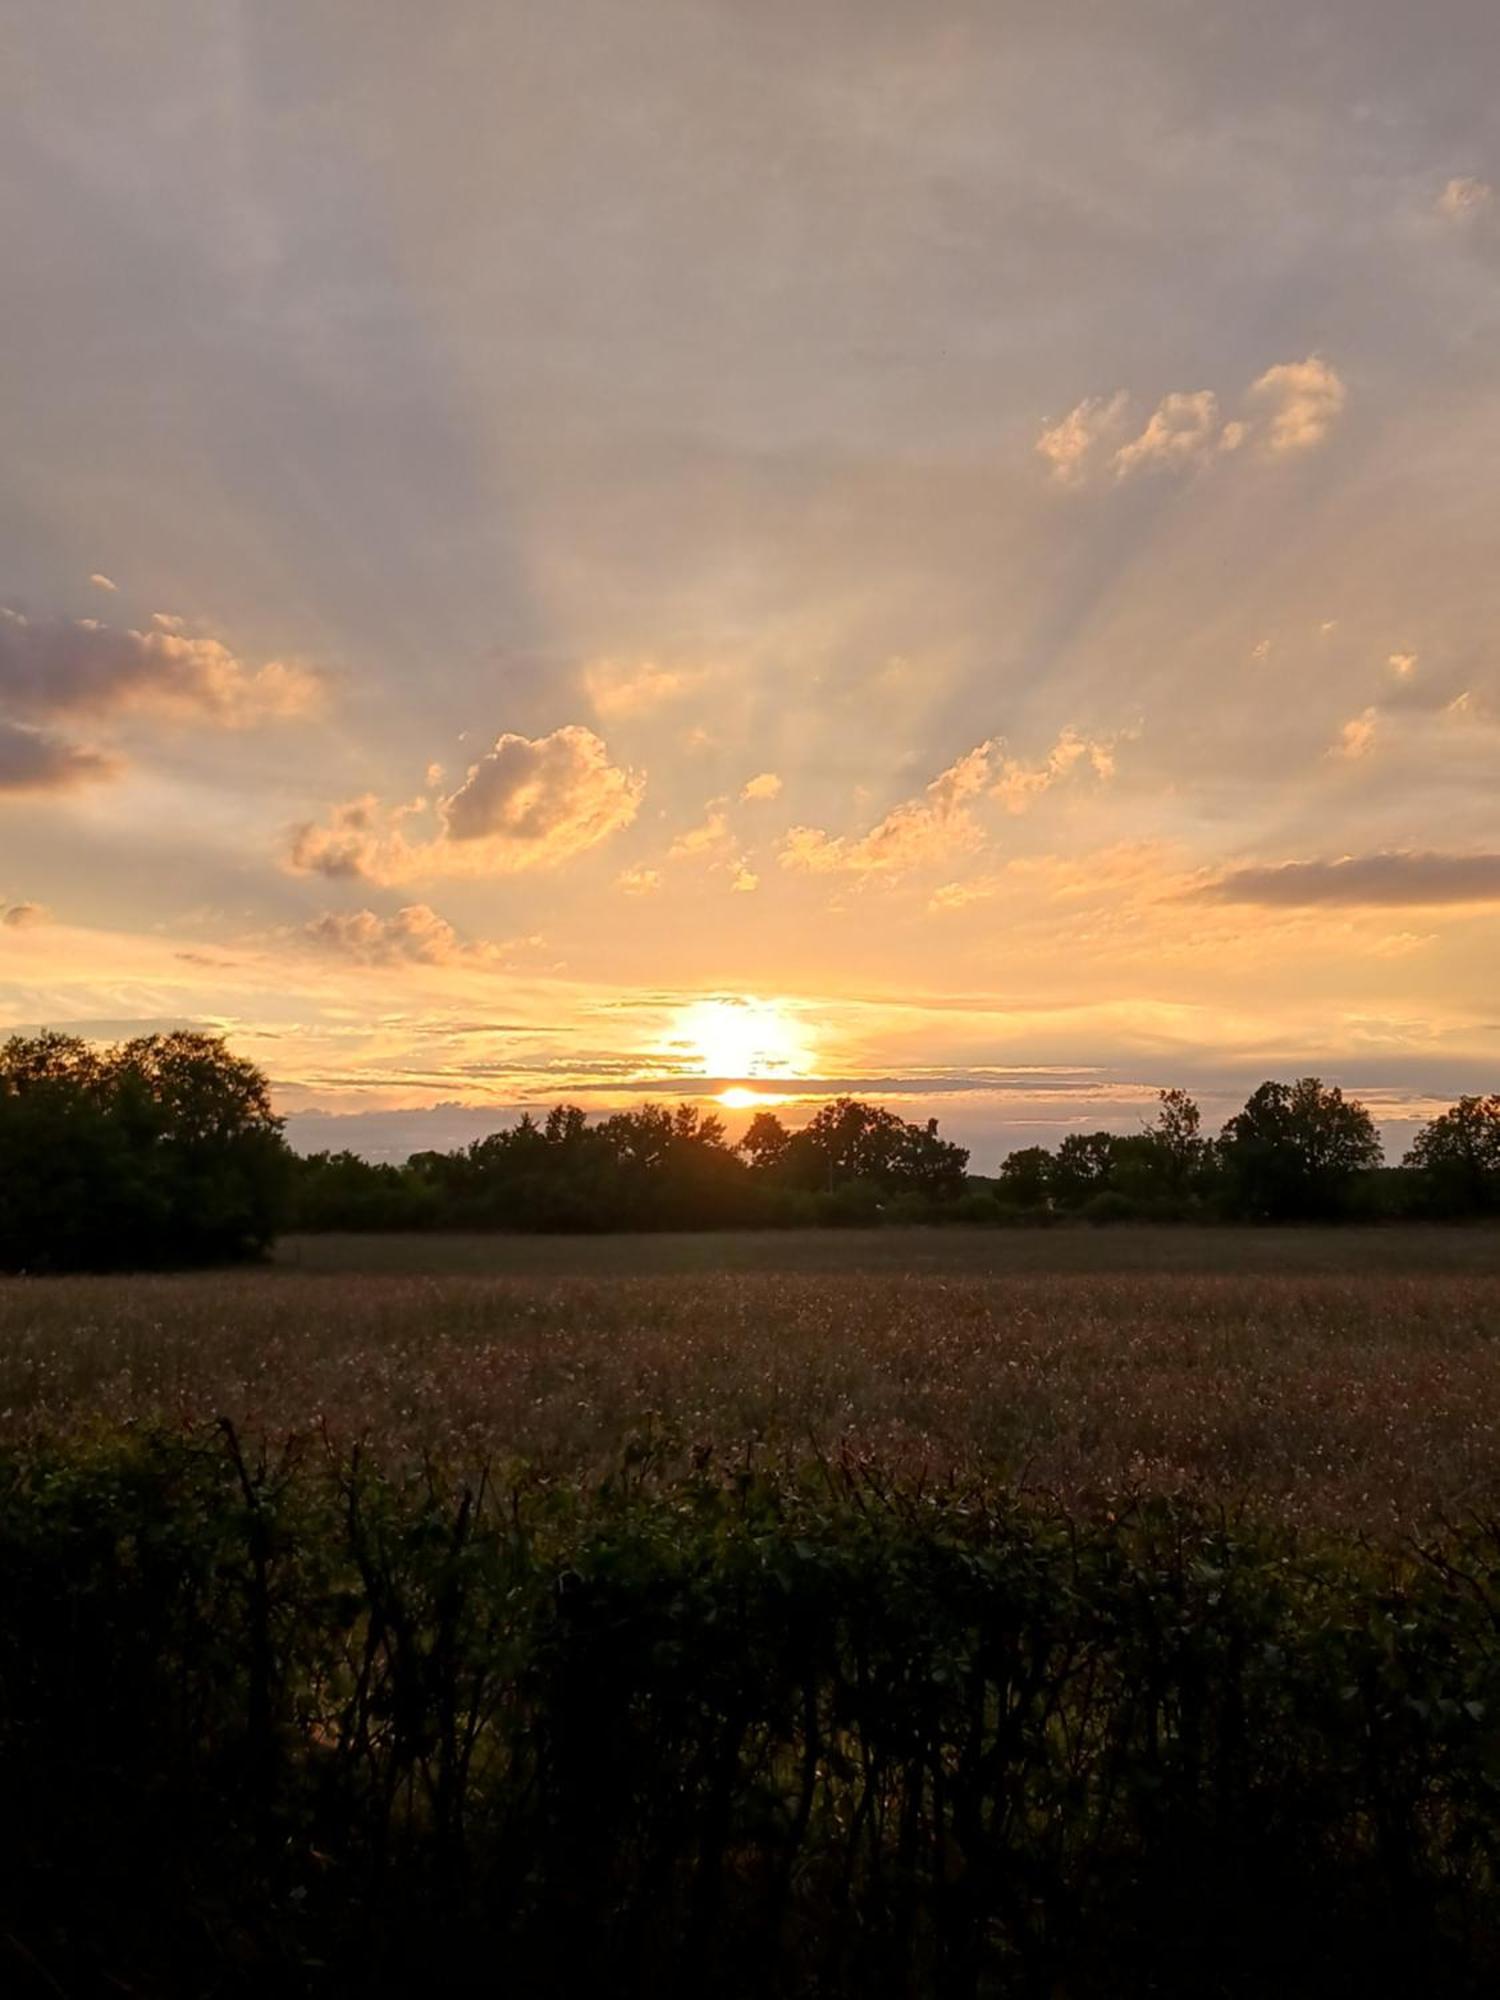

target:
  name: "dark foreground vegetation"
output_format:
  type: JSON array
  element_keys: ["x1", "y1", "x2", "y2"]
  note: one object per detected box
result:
[
  {"x1": 5, "y1": 1424, "x2": 1500, "y2": 1997},
  {"x1": 7, "y1": 1025, "x2": 1500, "y2": 1266}
]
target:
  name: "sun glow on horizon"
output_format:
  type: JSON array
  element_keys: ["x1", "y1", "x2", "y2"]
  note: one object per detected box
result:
[
  {"x1": 668, "y1": 996, "x2": 814, "y2": 1089},
  {"x1": 717, "y1": 1084, "x2": 797, "y2": 1111}
]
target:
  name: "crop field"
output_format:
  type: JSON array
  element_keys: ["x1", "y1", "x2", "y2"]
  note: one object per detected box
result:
[
  {"x1": 9, "y1": 1226, "x2": 1500, "y2": 1993},
  {"x1": 4, "y1": 1225, "x2": 1500, "y2": 1533}
]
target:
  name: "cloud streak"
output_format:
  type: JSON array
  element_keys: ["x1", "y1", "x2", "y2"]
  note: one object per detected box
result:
[{"x1": 1199, "y1": 852, "x2": 1500, "y2": 908}]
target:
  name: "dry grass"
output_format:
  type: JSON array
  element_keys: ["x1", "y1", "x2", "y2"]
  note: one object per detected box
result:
[{"x1": 4, "y1": 1226, "x2": 1500, "y2": 1533}]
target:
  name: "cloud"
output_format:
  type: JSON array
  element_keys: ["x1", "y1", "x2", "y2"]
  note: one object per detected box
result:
[
  {"x1": 0, "y1": 719, "x2": 118, "y2": 792},
  {"x1": 1332, "y1": 707, "x2": 1378, "y2": 758},
  {"x1": 781, "y1": 741, "x2": 993, "y2": 877},
  {"x1": 1198, "y1": 852, "x2": 1500, "y2": 908},
  {"x1": 990, "y1": 727, "x2": 1115, "y2": 812},
  {"x1": 443, "y1": 725, "x2": 640, "y2": 847},
  {"x1": 618, "y1": 865, "x2": 662, "y2": 896},
  {"x1": 583, "y1": 658, "x2": 702, "y2": 718},
  {"x1": 1437, "y1": 176, "x2": 1494, "y2": 221},
  {"x1": 1036, "y1": 391, "x2": 1129, "y2": 484},
  {"x1": 1050, "y1": 356, "x2": 1347, "y2": 487},
  {"x1": 1389, "y1": 652, "x2": 1418, "y2": 678},
  {"x1": 1, "y1": 900, "x2": 51, "y2": 929},
  {"x1": 290, "y1": 725, "x2": 642, "y2": 883},
  {"x1": 1111, "y1": 390, "x2": 1221, "y2": 478},
  {"x1": 1244, "y1": 355, "x2": 1347, "y2": 455},
  {"x1": 0, "y1": 609, "x2": 322, "y2": 725},
  {"x1": 88, "y1": 574, "x2": 117, "y2": 592},
  {"x1": 302, "y1": 904, "x2": 474, "y2": 965},
  {"x1": 667, "y1": 804, "x2": 733, "y2": 860},
  {"x1": 780, "y1": 729, "x2": 1112, "y2": 879},
  {"x1": 740, "y1": 771, "x2": 782, "y2": 802}
]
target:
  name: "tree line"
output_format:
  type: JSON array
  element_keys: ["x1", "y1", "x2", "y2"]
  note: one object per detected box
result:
[{"x1": 4, "y1": 1028, "x2": 1500, "y2": 1267}]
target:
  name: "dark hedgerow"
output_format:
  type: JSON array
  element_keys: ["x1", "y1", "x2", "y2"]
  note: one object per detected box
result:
[{"x1": 4, "y1": 1428, "x2": 1500, "y2": 1994}]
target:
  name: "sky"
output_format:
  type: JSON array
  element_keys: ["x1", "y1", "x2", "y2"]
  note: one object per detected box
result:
[{"x1": 4, "y1": 0, "x2": 1500, "y2": 1165}]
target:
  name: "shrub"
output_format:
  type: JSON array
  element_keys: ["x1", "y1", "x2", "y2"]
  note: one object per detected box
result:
[{"x1": 3, "y1": 1427, "x2": 1500, "y2": 1995}]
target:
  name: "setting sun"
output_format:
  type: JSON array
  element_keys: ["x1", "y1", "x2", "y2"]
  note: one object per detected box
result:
[{"x1": 670, "y1": 997, "x2": 813, "y2": 1087}]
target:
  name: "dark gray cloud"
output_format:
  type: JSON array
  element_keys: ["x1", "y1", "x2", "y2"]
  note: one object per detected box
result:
[
  {"x1": 0, "y1": 720, "x2": 116, "y2": 792},
  {"x1": 0, "y1": 610, "x2": 319, "y2": 723},
  {"x1": 1200, "y1": 852, "x2": 1500, "y2": 907}
]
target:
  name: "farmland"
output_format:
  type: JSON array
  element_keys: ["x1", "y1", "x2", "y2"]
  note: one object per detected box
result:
[
  {"x1": 9, "y1": 1227, "x2": 1500, "y2": 1994},
  {"x1": 3, "y1": 1226, "x2": 1500, "y2": 1533}
]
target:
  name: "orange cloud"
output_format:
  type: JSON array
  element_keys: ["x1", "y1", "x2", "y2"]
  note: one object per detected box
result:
[
  {"x1": 290, "y1": 725, "x2": 642, "y2": 883},
  {"x1": 782, "y1": 730, "x2": 1115, "y2": 877},
  {"x1": 584, "y1": 658, "x2": 703, "y2": 718}
]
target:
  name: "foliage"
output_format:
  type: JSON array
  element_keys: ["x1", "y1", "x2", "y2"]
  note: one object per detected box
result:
[
  {"x1": 4, "y1": 1424, "x2": 1500, "y2": 1995},
  {"x1": 1217, "y1": 1077, "x2": 1383, "y2": 1220},
  {"x1": 288, "y1": 1094, "x2": 970, "y2": 1232},
  {"x1": 983, "y1": 1083, "x2": 1497, "y2": 1227},
  {"x1": 0, "y1": 1029, "x2": 287, "y2": 1270},
  {"x1": 1404, "y1": 1094, "x2": 1500, "y2": 1216}
]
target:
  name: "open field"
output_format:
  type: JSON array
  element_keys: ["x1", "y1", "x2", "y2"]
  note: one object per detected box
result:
[
  {"x1": 10, "y1": 1228, "x2": 1500, "y2": 1991},
  {"x1": 5, "y1": 1226, "x2": 1500, "y2": 1533}
]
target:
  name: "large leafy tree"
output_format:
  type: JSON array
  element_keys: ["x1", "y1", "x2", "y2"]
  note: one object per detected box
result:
[
  {"x1": 0, "y1": 1030, "x2": 287, "y2": 1270},
  {"x1": 1218, "y1": 1077, "x2": 1382, "y2": 1220},
  {"x1": 1404, "y1": 1095, "x2": 1500, "y2": 1214},
  {"x1": 995, "y1": 1145, "x2": 1053, "y2": 1208}
]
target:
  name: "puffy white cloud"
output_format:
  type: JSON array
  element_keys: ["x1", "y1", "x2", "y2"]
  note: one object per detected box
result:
[
  {"x1": 1035, "y1": 391, "x2": 1129, "y2": 484},
  {"x1": 0, "y1": 608, "x2": 322, "y2": 724},
  {"x1": 1389, "y1": 652, "x2": 1418, "y2": 678},
  {"x1": 1244, "y1": 355, "x2": 1347, "y2": 455},
  {"x1": 0, "y1": 719, "x2": 118, "y2": 792},
  {"x1": 1112, "y1": 390, "x2": 1221, "y2": 478},
  {"x1": 88, "y1": 573, "x2": 117, "y2": 592},
  {"x1": 740, "y1": 771, "x2": 782, "y2": 802},
  {"x1": 290, "y1": 725, "x2": 642, "y2": 883}
]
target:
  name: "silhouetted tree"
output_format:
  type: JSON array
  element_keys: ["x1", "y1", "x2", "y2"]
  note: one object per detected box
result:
[
  {"x1": 1218, "y1": 1077, "x2": 1381, "y2": 1221},
  {"x1": 0, "y1": 1030, "x2": 287, "y2": 1269},
  {"x1": 1146, "y1": 1088, "x2": 1206, "y2": 1192},
  {"x1": 743, "y1": 1096, "x2": 969, "y2": 1201},
  {"x1": 995, "y1": 1145, "x2": 1053, "y2": 1208},
  {"x1": 1404, "y1": 1095, "x2": 1500, "y2": 1215},
  {"x1": 1050, "y1": 1132, "x2": 1120, "y2": 1208},
  {"x1": 740, "y1": 1109, "x2": 793, "y2": 1176}
]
